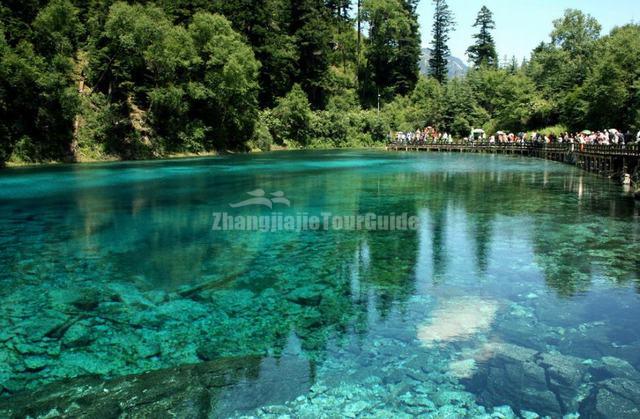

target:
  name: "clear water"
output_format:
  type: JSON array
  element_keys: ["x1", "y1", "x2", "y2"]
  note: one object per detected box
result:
[{"x1": 1, "y1": 150, "x2": 639, "y2": 417}]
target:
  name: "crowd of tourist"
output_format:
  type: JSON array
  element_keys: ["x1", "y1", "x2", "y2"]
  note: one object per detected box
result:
[
  {"x1": 393, "y1": 127, "x2": 452, "y2": 145},
  {"x1": 504, "y1": 129, "x2": 638, "y2": 146},
  {"x1": 391, "y1": 127, "x2": 640, "y2": 146}
]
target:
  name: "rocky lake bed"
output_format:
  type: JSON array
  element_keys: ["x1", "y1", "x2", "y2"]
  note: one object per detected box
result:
[{"x1": 1, "y1": 152, "x2": 639, "y2": 417}]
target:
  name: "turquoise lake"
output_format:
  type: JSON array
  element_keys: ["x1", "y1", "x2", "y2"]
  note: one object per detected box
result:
[{"x1": 1, "y1": 150, "x2": 640, "y2": 417}]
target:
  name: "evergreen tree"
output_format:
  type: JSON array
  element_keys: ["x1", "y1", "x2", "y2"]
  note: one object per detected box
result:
[
  {"x1": 429, "y1": 0, "x2": 455, "y2": 83},
  {"x1": 466, "y1": 5, "x2": 497, "y2": 68},
  {"x1": 83, "y1": 3, "x2": 260, "y2": 156},
  {"x1": 507, "y1": 55, "x2": 518, "y2": 74},
  {"x1": 360, "y1": 0, "x2": 421, "y2": 106},
  {"x1": 290, "y1": 0, "x2": 332, "y2": 109},
  {"x1": 326, "y1": 0, "x2": 351, "y2": 19},
  {"x1": 209, "y1": 0, "x2": 298, "y2": 108},
  {"x1": 396, "y1": 0, "x2": 421, "y2": 95}
]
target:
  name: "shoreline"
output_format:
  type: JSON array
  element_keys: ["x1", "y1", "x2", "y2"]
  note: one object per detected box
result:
[
  {"x1": 1, "y1": 145, "x2": 389, "y2": 169},
  {"x1": 3, "y1": 149, "x2": 263, "y2": 169},
  {"x1": 3, "y1": 150, "x2": 230, "y2": 169}
]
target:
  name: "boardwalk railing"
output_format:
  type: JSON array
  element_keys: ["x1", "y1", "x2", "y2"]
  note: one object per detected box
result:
[
  {"x1": 386, "y1": 142, "x2": 640, "y2": 178},
  {"x1": 387, "y1": 142, "x2": 640, "y2": 157},
  {"x1": 577, "y1": 144, "x2": 640, "y2": 156}
]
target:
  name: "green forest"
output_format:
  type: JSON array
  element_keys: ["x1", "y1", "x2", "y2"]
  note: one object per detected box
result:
[{"x1": 1, "y1": 0, "x2": 639, "y2": 165}]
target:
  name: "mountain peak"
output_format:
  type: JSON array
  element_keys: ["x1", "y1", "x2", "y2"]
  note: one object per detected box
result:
[{"x1": 419, "y1": 48, "x2": 469, "y2": 78}]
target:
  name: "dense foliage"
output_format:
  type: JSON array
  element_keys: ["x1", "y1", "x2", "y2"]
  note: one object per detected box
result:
[{"x1": 0, "y1": 2, "x2": 639, "y2": 165}]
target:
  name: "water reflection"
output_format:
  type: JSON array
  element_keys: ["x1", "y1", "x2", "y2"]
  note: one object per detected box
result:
[
  {"x1": 0, "y1": 151, "x2": 639, "y2": 410},
  {"x1": 1, "y1": 152, "x2": 638, "y2": 293},
  {"x1": 1, "y1": 151, "x2": 638, "y2": 304}
]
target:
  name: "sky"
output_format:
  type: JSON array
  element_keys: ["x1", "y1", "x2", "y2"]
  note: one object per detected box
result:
[{"x1": 416, "y1": 0, "x2": 640, "y2": 63}]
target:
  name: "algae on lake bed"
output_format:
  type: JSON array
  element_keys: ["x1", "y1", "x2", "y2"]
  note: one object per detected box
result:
[{"x1": 1, "y1": 151, "x2": 639, "y2": 417}]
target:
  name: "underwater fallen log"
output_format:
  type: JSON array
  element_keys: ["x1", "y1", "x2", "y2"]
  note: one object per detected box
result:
[
  {"x1": 0, "y1": 355, "x2": 313, "y2": 418},
  {"x1": 44, "y1": 314, "x2": 84, "y2": 339},
  {"x1": 177, "y1": 269, "x2": 250, "y2": 299}
]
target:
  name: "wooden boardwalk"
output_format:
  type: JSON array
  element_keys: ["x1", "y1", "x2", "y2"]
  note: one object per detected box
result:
[{"x1": 387, "y1": 143, "x2": 640, "y2": 180}]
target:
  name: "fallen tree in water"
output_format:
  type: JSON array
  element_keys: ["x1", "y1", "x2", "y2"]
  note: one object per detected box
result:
[{"x1": 0, "y1": 355, "x2": 313, "y2": 418}]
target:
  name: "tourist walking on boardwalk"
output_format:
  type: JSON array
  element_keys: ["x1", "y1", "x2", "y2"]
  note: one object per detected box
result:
[{"x1": 389, "y1": 126, "x2": 640, "y2": 147}]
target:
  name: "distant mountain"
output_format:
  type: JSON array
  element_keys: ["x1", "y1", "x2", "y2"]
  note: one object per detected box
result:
[{"x1": 419, "y1": 48, "x2": 469, "y2": 79}]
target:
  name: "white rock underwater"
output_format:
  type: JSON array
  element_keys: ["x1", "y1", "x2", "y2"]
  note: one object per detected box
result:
[{"x1": 417, "y1": 297, "x2": 499, "y2": 348}]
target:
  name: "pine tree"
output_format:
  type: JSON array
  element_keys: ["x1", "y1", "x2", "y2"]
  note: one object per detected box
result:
[
  {"x1": 395, "y1": 0, "x2": 421, "y2": 95},
  {"x1": 290, "y1": 0, "x2": 332, "y2": 109},
  {"x1": 360, "y1": 0, "x2": 421, "y2": 106},
  {"x1": 508, "y1": 55, "x2": 518, "y2": 74},
  {"x1": 429, "y1": 0, "x2": 455, "y2": 83},
  {"x1": 326, "y1": 0, "x2": 351, "y2": 19},
  {"x1": 466, "y1": 5, "x2": 498, "y2": 68}
]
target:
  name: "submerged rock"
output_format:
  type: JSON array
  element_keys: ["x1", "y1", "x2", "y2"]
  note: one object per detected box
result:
[
  {"x1": 196, "y1": 342, "x2": 221, "y2": 361},
  {"x1": 491, "y1": 405, "x2": 517, "y2": 418},
  {"x1": 50, "y1": 288, "x2": 105, "y2": 312},
  {"x1": 23, "y1": 357, "x2": 49, "y2": 372},
  {"x1": 417, "y1": 297, "x2": 499, "y2": 347},
  {"x1": 18, "y1": 311, "x2": 70, "y2": 341},
  {"x1": 61, "y1": 322, "x2": 94, "y2": 348},
  {"x1": 538, "y1": 352, "x2": 586, "y2": 387},
  {"x1": 433, "y1": 389, "x2": 476, "y2": 407},
  {"x1": 145, "y1": 290, "x2": 168, "y2": 305},
  {"x1": 538, "y1": 351, "x2": 588, "y2": 412},
  {"x1": 448, "y1": 358, "x2": 478, "y2": 379},
  {"x1": 12, "y1": 342, "x2": 48, "y2": 356},
  {"x1": 590, "y1": 356, "x2": 640, "y2": 382},
  {"x1": 468, "y1": 343, "x2": 588, "y2": 418},
  {"x1": 135, "y1": 339, "x2": 162, "y2": 359},
  {"x1": 581, "y1": 378, "x2": 640, "y2": 419},
  {"x1": 285, "y1": 285, "x2": 326, "y2": 306},
  {"x1": 520, "y1": 410, "x2": 540, "y2": 419},
  {"x1": 343, "y1": 400, "x2": 370, "y2": 417}
]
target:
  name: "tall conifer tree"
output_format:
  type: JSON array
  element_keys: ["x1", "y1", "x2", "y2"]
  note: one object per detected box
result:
[
  {"x1": 429, "y1": 0, "x2": 455, "y2": 83},
  {"x1": 360, "y1": 0, "x2": 421, "y2": 106},
  {"x1": 466, "y1": 6, "x2": 498, "y2": 67},
  {"x1": 290, "y1": 0, "x2": 332, "y2": 109}
]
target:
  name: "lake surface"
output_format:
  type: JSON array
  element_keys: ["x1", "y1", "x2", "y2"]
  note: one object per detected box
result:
[{"x1": 1, "y1": 150, "x2": 640, "y2": 417}]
